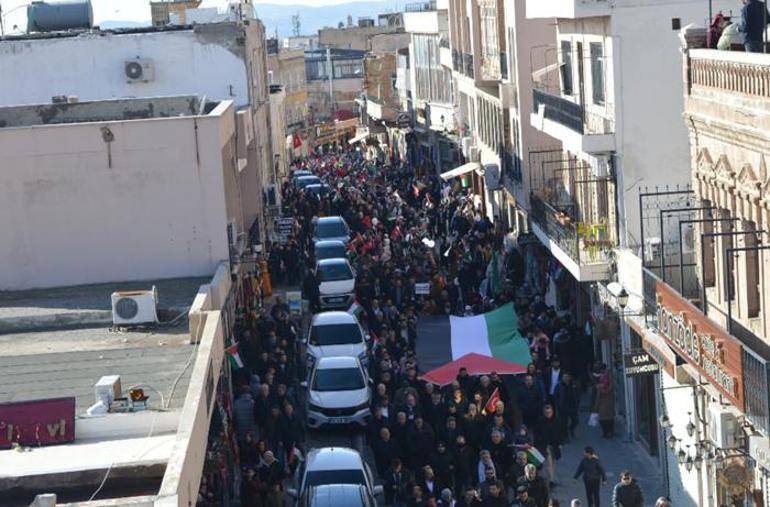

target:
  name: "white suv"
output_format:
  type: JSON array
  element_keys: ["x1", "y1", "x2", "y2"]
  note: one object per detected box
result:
[
  {"x1": 304, "y1": 312, "x2": 369, "y2": 369},
  {"x1": 316, "y1": 258, "x2": 356, "y2": 310},
  {"x1": 303, "y1": 356, "x2": 371, "y2": 429},
  {"x1": 287, "y1": 447, "x2": 383, "y2": 501}
]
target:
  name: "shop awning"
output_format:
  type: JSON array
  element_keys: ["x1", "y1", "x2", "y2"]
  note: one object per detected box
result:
[
  {"x1": 440, "y1": 162, "x2": 481, "y2": 181},
  {"x1": 348, "y1": 131, "x2": 369, "y2": 145}
]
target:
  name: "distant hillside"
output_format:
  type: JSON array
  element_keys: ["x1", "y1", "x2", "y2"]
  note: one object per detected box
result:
[
  {"x1": 98, "y1": 20, "x2": 151, "y2": 29},
  {"x1": 255, "y1": 1, "x2": 401, "y2": 40}
]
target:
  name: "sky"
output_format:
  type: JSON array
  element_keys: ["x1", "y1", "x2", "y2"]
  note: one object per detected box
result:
[{"x1": 0, "y1": 0, "x2": 383, "y2": 33}]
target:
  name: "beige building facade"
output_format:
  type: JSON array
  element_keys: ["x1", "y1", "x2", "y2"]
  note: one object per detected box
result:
[
  {"x1": 0, "y1": 96, "x2": 243, "y2": 290},
  {"x1": 267, "y1": 46, "x2": 309, "y2": 133}
]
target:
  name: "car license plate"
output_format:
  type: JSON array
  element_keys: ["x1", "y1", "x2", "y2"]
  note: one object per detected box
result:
[{"x1": 329, "y1": 417, "x2": 350, "y2": 424}]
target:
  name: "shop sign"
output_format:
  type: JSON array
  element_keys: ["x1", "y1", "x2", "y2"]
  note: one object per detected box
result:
[
  {"x1": 623, "y1": 351, "x2": 660, "y2": 377},
  {"x1": 0, "y1": 397, "x2": 76, "y2": 449},
  {"x1": 719, "y1": 458, "x2": 753, "y2": 496},
  {"x1": 655, "y1": 281, "x2": 745, "y2": 411}
]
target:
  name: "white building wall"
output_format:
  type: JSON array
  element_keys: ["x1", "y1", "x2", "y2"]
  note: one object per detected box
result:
[
  {"x1": 0, "y1": 105, "x2": 235, "y2": 290},
  {"x1": 0, "y1": 28, "x2": 250, "y2": 108}
]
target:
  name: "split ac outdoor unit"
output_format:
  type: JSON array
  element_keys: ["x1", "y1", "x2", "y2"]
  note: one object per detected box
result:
[
  {"x1": 125, "y1": 59, "x2": 155, "y2": 83},
  {"x1": 111, "y1": 287, "x2": 159, "y2": 326},
  {"x1": 708, "y1": 403, "x2": 737, "y2": 449}
]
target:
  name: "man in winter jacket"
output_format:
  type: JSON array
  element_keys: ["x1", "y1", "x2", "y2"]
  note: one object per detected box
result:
[
  {"x1": 612, "y1": 471, "x2": 644, "y2": 507},
  {"x1": 573, "y1": 447, "x2": 606, "y2": 507},
  {"x1": 517, "y1": 464, "x2": 549, "y2": 507}
]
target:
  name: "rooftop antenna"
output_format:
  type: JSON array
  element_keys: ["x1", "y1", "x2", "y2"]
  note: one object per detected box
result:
[{"x1": 291, "y1": 12, "x2": 300, "y2": 37}]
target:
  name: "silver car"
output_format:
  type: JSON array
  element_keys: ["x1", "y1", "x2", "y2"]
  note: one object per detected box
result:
[{"x1": 302, "y1": 356, "x2": 371, "y2": 429}]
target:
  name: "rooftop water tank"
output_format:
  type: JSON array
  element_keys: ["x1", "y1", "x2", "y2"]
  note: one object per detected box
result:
[{"x1": 27, "y1": 0, "x2": 93, "y2": 33}]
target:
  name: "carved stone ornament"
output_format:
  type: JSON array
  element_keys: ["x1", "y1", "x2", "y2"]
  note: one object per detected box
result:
[
  {"x1": 696, "y1": 147, "x2": 715, "y2": 181},
  {"x1": 714, "y1": 155, "x2": 736, "y2": 190}
]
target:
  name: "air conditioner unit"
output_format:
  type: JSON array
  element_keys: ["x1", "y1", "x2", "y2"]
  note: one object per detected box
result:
[
  {"x1": 708, "y1": 403, "x2": 738, "y2": 449},
  {"x1": 461, "y1": 136, "x2": 474, "y2": 157},
  {"x1": 644, "y1": 237, "x2": 661, "y2": 262},
  {"x1": 125, "y1": 59, "x2": 155, "y2": 83},
  {"x1": 468, "y1": 146, "x2": 480, "y2": 163},
  {"x1": 111, "y1": 287, "x2": 158, "y2": 326}
]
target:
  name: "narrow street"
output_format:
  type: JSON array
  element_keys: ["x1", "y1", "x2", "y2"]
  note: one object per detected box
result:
[{"x1": 258, "y1": 149, "x2": 665, "y2": 506}]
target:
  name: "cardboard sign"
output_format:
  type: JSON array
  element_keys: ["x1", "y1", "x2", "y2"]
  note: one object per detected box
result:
[
  {"x1": 415, "y1": 283, "x2": 430, "y2": 295},
  {"x1": 0, "y1": 397, "x2": 76, "y2": 449},
  {"x1": 286, "y1": 291, "x2": 302, "y2": 316}
]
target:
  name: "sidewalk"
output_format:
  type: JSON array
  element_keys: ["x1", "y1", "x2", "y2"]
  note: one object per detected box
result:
[{"x1": 546, "y1": 409, "x2": 664, "y2": 506}]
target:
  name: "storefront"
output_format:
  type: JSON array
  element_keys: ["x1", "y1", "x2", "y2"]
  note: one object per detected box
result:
[{"x1": 646, "y1": 277, "x2": 770, "y2": 507}]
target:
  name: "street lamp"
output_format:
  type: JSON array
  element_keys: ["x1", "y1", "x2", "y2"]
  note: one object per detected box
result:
[{"x1": 617, "y1": 287, "x2": 629, "y2": 310}]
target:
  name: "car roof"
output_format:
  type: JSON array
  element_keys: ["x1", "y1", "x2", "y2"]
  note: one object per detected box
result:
[
  {"x1": 316, "y1": 216, "x2": 345, "y2": 224},
  {"x1": 315, "y1": 240, "x2": 346, "y2": 248},
  {"x1": 311, "y1": 311, "x2": 358, "y2": 326},
  {"x1": 306, "y1": 447, "x2": 365, "y2": 471},
  {"x1": 293, "y1": 170, "x2": 312, "y2": 177},
  {"x1": 315, "y1": 355, "x2": 360, "y2": 369},
  {"x1": 317, "y1": 258, "x2": 350, "y2": 267},
  {"x1": 308, "y1": 484, "x2": 367, "y2": 507},
  {"x1": 297, "y1": 175, "x2": 320, "y2": 181}
]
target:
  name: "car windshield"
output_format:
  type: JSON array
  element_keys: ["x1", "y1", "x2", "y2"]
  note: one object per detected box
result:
[
  {"x1": 310, "y1": 323, "x2": 362, "y2": 346},
  {"x1": 318, "y1": 262, "x2": 352, "y2": 281},
  {"x1": 316, "y1": 220, "x2": 347, "y2": 238},
  {"x1": 316, "y1": 244, "x2": 347, "y2": 260},
  {"x1": 298, "y1": 177, "x2": 320, "y2": 188},
  {"x1": 313, "y1": 367, "x2": 365, "y2": 391},
  {"x1": 304, "y1": 470, "x2": 366, "y2": 489}
]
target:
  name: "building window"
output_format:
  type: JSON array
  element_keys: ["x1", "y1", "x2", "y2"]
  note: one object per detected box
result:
[
  {"x1": 413, "y1": 34, "x2": 453, "y2": 105},
  {"x1": 590, "y1": 42, "x2": 605, "y2": 105},
  {"x1": 560, "y1": 41, "x2": 573, "y2": 96},
  {"x1": 334, "y1": 60, "x2": 363, "y2": 79},
  {"x1": 480, "y1": 5, "x2": 498, "y2": 61}
]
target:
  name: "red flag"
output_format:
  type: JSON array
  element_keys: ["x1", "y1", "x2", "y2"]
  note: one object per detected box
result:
[
  {"x1": 484, "y1": 387, "x2": 501, "y2": 415},
  {"x1": 293, "y1": 133, "x2": 303, "y2": 148}
]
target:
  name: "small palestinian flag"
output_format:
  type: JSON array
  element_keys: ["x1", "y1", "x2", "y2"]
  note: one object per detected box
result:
[
  {"x1": 348, "y1": 300, "x2": 364, "y2": 319},
  {"x1": 225, "y1": 342, "x2": 245, "y2": 369}
]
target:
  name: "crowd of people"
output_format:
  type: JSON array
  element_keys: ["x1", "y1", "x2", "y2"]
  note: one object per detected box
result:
[{"x1": 220, "y1": 147, "x2": 666, "y2": 507}]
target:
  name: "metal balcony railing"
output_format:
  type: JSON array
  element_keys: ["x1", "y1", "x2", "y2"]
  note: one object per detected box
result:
[{"x1": 533, "y1": 88, "x2": 584, "y2": 133}]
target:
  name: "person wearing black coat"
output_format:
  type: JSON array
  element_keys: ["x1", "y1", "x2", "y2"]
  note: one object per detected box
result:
[
  {"x1": 612, "y1": 471, "x2": 644, "y2": 507},
  {"x1": 406, "y1": 417, "x2": 436, "y2": 471},
  {"x1": 373, "y1": 427, "x2": 403, "y2": 478},
  {"x1": 553, "y1": 373, "x2": 580, "y2": 440},
  {"x1": 573, "y1": 447, "x2": 606, "y2": 507},
  {"x1": 517, "y1": 464, "x2": 549, "y2": 507},
  {"x1": 279, "y1": 403, "x2": 304, "y2": 454},
  {"x1": 534, "y1": 404, "x2": 563, "y2": 486},
  {"x1": 428, "y1": 442, "x2": 455, "y2": 491},
  {"x1": 452, "y1": 435, "x2": 475, "y2": 493},
  {"x1": 384, "y1": 458, "x2": 410, "y2": 506}
]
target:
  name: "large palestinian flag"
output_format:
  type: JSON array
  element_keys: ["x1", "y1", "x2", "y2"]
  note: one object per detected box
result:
[{"x1": 416, "y1": 303, "x2": 531, "y2": 372}]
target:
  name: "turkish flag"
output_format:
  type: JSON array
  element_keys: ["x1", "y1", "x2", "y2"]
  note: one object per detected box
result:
[
  {"x1": 484, "y1": 387, "x2": 501, "y2": 415},
  {"x1": 293, "y1": 133, "x2": 303, "y2": 148}
]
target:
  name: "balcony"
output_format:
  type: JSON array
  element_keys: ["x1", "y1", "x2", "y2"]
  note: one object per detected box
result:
[
  {"x1": 527, "y1": 152, "x2": 616, "y2": 282},
  {"x1": 685, "y1": 49, "x2": 770, "y2": 130},
  {"x1": 525, "y1": 0, "x2": 612, "y2": 20},
  {"x1": 530, "y1": 88, "x2": 615, "y2": 154}
]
